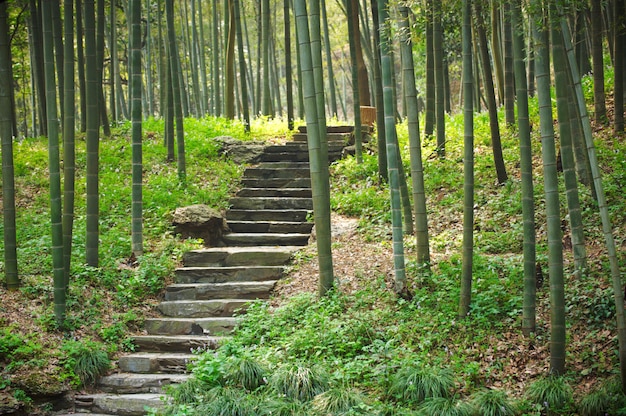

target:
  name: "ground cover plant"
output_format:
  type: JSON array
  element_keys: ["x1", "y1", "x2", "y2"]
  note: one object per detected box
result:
[{"x1": 0, "y1": 116, "x2": 286, "y2": 412}]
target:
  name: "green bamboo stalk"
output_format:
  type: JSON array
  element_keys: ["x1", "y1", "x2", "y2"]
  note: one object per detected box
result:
[
  {"x1": 294, "y1": 0, "x2": 333, "y2": 296},
  {"x1": 379, "y1": 0, "x2": 408, "y2": 299},
  {"x1": 370, "y1": 0, "x2": 387, "y2": 181},
  {"x1": 562, "y1": 5, "x2": 626, "y2": 391},
  {"x1": 458, "y1": 0, "x2": 474, "y2": 318},
  {"x1": 321, "y1": 0, "x2": 337, "y2": 118},
  {"x1": 503, "y1": 3, "x2": 515, "y2": 126},
  {"x1": 433, "y1": 0, "x2": 445, "y2": 157},
  {"x1": 284, "y1": 0, "x2": 294, "y2": 130},
  {"x1": 225, "y1": 0, "x2": 236, "y2": 119},
  {"x1": 346, "y1": 0, "x2": 363, "y2": 163},
  {"x1": 511, "y1": 0, "x2": 536, "y2": 336},
  {"x1": 42, "y1": 0, "x2": 66, "y2": 325},
  {"x1": 130, "y1": 0, "x2": 143, "y2": 256},
  {"x1": 0, "y1": 2, "x2": 19, "y2": 290},
  {"x1": 399, "y1": 4, "x2": 429, "y2": 271},
  {"x1": 63, "y1": 0, "x2": 76, "y2": 288},
  {"x1": 234, "y1": 0, "x2": 250, "y2": 131},
  {"x1": 552, "y1": 28, "x2": 586, "y2": 275}
]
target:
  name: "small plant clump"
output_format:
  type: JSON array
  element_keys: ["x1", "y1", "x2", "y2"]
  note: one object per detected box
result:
[
  {"x1": 61, "y1": 339, "x2": 111, "y2": 387},
  {"x1": 470, "y1": 388, "x2": 516, "y2": 416},
  {"x1": 577, "y1": 377, "x2": 626, "y2": 416},
  {"x1": 525, "y1": 376, "x2": 575, "y2": 415}
]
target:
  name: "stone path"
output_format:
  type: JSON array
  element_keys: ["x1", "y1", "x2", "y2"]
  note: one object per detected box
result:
[{"x1": 61, "y1": 128, "x2": 352, "y2": 415}]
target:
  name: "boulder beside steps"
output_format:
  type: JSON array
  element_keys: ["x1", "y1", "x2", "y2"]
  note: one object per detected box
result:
[{"x1": 66, "y1": 131, "x2": 348, "y2": 416}]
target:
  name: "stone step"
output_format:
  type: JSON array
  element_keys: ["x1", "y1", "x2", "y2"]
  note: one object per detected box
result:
[
  {"x1": 157, "y1": 299, "x2": 252, "y2": 318},
  {"x1": 241, "y1": 177, "x2": 312, "y2": 188},
  {"x1": 222, "y1": 232, "x2": 310, "y2": 246},
  {"x1": 73, "y1": 393, "x2": 166, "y2": 416},
  {"x1": 263, "y1": 142, "x2": 345, "y2": 154},
  {"x1": 132, "y1": 334, "x2": 224, "y2": 352},
  {"x1": 255, "y1": 161, "x2": 310, "y2": 169},
  {"x1": 183, "y1": 246, "x2": 298, "y2": 267},
  {"x1": 229, "y1": 196, "x2": 313, "y2": 210},
  {"x1": 226, "y1": 209, "x2": 310, "y2": 222},
  {"x1": 243, "y1": 166, "x2": 310, "y2": 179},
  {"x1": 227, "y1": 220, "x2": 314, "y2": 234},
  {"x1": 293, "y1": 132, "x2": 352, "y2": 143},
  {"x1": 175, "y1": 265, "x2": 284, "y2": 283},
  {"x1": 164, "y1": 281, "x2": 277, "y2": 301},
  {"x1": 298, "y1": 125, "x2": 355, "y2": 133},
  {"x1": 118, "y1": 352, "x2": 197, "y2": 374},
  {"x1": 236, "y1": 187, "x2": 312, "y2": 198},
  {"x1": 144, "y1": 317, "x2": 239, "y2": 336},
  {"x1": 98, "y1": 373, "x2": 189, "y2": 394}
]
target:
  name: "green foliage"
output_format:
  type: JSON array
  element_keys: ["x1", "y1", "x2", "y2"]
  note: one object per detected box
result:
[
  {"x1": 223, "y1": 354, "x2": 267, "y2": 391},
  {"x1": 388, "y1": 364, "x2": 455, "y2": 405},
  {"x1": 578, "y1": 377, "x2": 626, "y2": 416},
  {"x1": 311, "y1": 385, "x2": 370, "y2": 415},
  {"x1": 269, "y1": 364, "x2": 330, "y2": 402},
  {"x1": 525, "y1": 376, "x2": 574, "y2": 415},
  {"x1": 470, "y1": 389, "x2": 516, "y2": 416},
  {"x1": 61, "y1": 339, "x2": 110, "y2": 387},
  {"x1": 417, "y1": 396, "x2": 474, "y2": 416}
]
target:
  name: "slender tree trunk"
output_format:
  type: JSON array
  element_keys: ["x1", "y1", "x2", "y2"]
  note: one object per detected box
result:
[
  {"x1": 51, "y1": 1, "x2": 64, "y2": 124},
  {"x1": 28, "y1": 0, "x2": 47, "y2": 135},
  {"x1": 0, "y1": 2, "x2": 19, "y2": 290},
  {"x1": 109, "y1": 0, "x2": 117, "y2": 122},
  {"x1": 262, "y1": 0, "x2": 272, "y2": 116},
  {"x1": 212, "y1": 0, "x2": 221, "y2": 115},
  {"x1": 400, "y1": 5, "x2": 429, "y2": 271},
  {"x1": 474, "y1": 0, "x2": 508, "y2": 184},
  {"x1": 351, "y1": 0, "x2": 370, "y2": 106},
  {"x1": 503, "y1": 3, "x2": 515, "y2": 126},
  {"x1": 321, "y1": 0, "x2": 337, "y2": 118},
  {"x1": 225, "y1": 0, "x2": 236, "y2": 119},
  {"x1": 346, "y1": 0, "x2": 362, "y2": 163},
  {"x1": 491, "y1": 1, "x2": 504, "y2": 104},
  {"x1": 284, "y1": 0, "x2": 294, "y2": 130},
  {"x1": 591, "y1": 0, "x2": 608, "y2": 123},
  {"x1": 379, "y1": 0, "x2": 409, "y2": 299},
  {"x1": 615, "y1": 0, "x2": 625, "y2": 132},
  {"x1": 62, "y1": 0, "x2": 75, "y2": 287},
  {"x1": 371, "y1": 0, "x2": 387, "y2": 181},
  {"x1": 459, "y1": 0, "x2": 474, "y2": 318},
  {"x1": 553, "y1": 29, "x2": 587, "y2": 275},
  {"x1": 130, "y1": 0, "x2": 143, "y2": 256},
  {"x1": 96, "y1": 0, "x2": 110, "y2": 136},
  {"x1": 294, "y1": 0, "x2": 334, "y2": 296},
  {"x1": 85, "y1": 0, "x2": 100, "y2": 267},
  {"x1": 146, "y1": 1, "x2": 155, "y2": 117},
  {"x1": 197, "y1": 0, "x2": 209, "y2": 116},
  {"x1": 166, "y1": 0, "x2": 186, "y2": 184},
  {"x1": 433, "y1": 0, "x2": 445, "y2": 157},
  {"x1": 424, "y1": 0, "x2": 435, "y2": 137},
  {"x1": 42, "y1": 0, "x2": 66, "y2": 325},
  {"x1": 513, "y1": 2, "x2": 536, "y2": 336},
  {"x1": 234, "y1": 0, "x2": 249, "y2": 131},
  {"x1": 77, "y1": 0, "x2": 86, "y2": 130}
]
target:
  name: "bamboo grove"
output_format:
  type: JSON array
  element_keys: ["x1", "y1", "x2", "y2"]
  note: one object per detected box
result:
[{"x1": 1, "y1": 0, "x2": 625, "y2": 387}]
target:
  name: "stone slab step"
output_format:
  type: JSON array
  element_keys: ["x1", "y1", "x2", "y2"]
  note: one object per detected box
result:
[
  {"x1": 73, "y1": 393, "x2": 166, "y2": 416},
  {"x1": 243, "y1": 167, "x2": 310, "y2": 179},
  {"x1": 132, "y1": 334, "x2": 224, "y2": 352},
  {"x1": 183, "y1": 246, "x2": 298, "y2": 267},
  {"x1": 298, "y1": 125, "x2": 355, "y2": 133},
  {"x1": 241, "y1": 177, "x2": 311, "y2": 188},
  {"x1": 117, "y1": 352, "x2": 197, "y2": 374},
  {"x1": 164, "y1": 281, "x2": 277, "y2": 301},
  {"x1": 236, "y1": 187, "x2": 312, "y2": 198},
  {"x1": 157, "y1": 299, "x2": 251, "y2": 318},
  {"x1": 222, "y1": 232, "x2": 310, "y2": 246},
  {"x1": 255, "y1": 161, "x2": 310, "y2": 169},
  {"x1": 98, "y1": 373, "x2": 189, "y2": 394},
  {"x1": 144, "y1": 317, "x2": 239, "y2": 336},
  {"x1": 293, "y1": 132, "x2": 352, "y2": 143},
  {"x1": 226, "y1": 209, "x2": 310, "y2": 222},
  {"x1": 227, "y1": 220, "x2": 314, "y2": 234},
  {"x1": 229, "y1": 196, "x2": 313, "y2": 210},
  {"x1": 175, "y1": 265, "x2": 284, "y2": 283},
  {"x1": 263, "y1": 142, "x2": 345, "y2": 154}
]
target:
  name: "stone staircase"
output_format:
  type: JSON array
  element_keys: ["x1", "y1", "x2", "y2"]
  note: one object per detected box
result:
[{"x1": 63, "y1": 128, "x2": 352, "y2": 416}]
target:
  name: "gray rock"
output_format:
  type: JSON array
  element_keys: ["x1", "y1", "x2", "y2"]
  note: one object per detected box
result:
[
  {"x1": 213, "y1": 135, "x2": 266, "y2": 163},
  {"x1": 172, "y1": 204, "x2": 228, "y2": 247}
]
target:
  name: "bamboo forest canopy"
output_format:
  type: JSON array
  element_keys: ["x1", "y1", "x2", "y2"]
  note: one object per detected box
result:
[{"x1": 0, "y1": 0, "x2": 470, "y2": 138}]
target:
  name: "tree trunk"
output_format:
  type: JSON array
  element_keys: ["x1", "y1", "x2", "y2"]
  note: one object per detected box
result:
[
  {"x1": 512, "y1": 1, "x2": 536, "y2": 336},
  {"x1": 284, "y1": 0, "x2": 294, "y2": 130},
  {"x1": 321, "y1": 0, "x2": 337, "y2": 118},
  {"x1": 433, "y1": 0, "x2": 445, "y2": 157},
  {"x1": 459, "y1": 0, "x2": 474, "y2": 318},
  {"x1": 62, "y1": 0, "x2": 76, "y2": 287},
  {"x1": 424, "y1": 0, "x2": 435, "y2": 137},
  {"x1": 130, "y1": 0, "x2": 143, "y2": 256},
  {"x1": 28, "y1": 0, "x2": 47, "y2": 136},
  {"x1": 346, "y1": 0, "x2": 362, "y2": 163},
  {"x1": 166, "y1": 0, "x2": 186, "y2": 184},
  {"x1": 379, "y1": 0, "x2": 409, "y2": 299},
  {"x1": 615, "y1": 0, "x2": 625, "y2": 132},
  {"x1": 293, "y1": 0, "x2": 334, "y2": 296},
  {"x1": 0, "y1": 2, "x2": 19, "y2": 290},
  {"x1": 234, "y1": 0, "x2": 250, "y2": 131},
  {"x1": 261, "y1": 0, "x2": 272, "y2": 116},
  {"x1": 212, "y1": 0, "x2": 221, "y2": 115},
  {"x1": 42, "y1": 0, "x2": 67, "y2": 325},
  {"x1": 96, "y1": 0, "x2": 110, "y2": 136},
  {"x1": 503, "y1": 3, "x2": 515, "y2": 126},
  {"x1": 591, "y1": 0, "x2": 608, "y2": 123},
  {"x1": 370, "y1": 0, "x2": 387, "y2": 181},
  {"x1": 400, "y1": 5, "x2": 430, "y2": 271},
  {"x1": 474, "y1": 0, "x2": 508, "y2": 184},
  {"x1": 225, "y1": 0, "x2": 236, "y2": 119}
]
